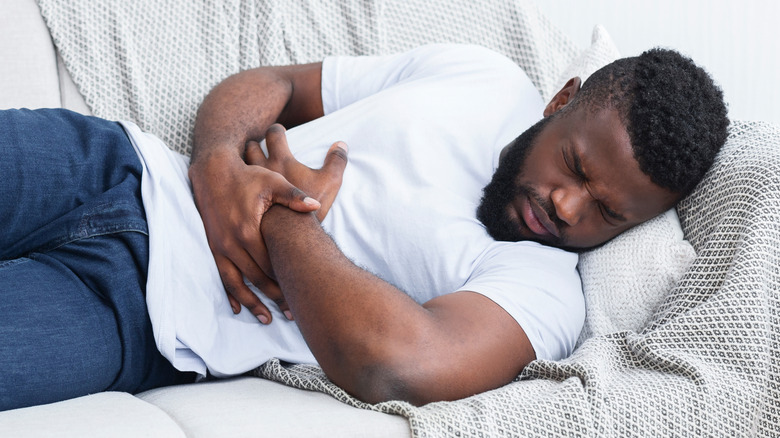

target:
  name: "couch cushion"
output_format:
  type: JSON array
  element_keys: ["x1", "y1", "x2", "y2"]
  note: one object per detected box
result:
[
  {"x1": 137, "y1": 376, "x2": 411, "y2": 438},
  {"x1": 0, "y1": 391, "x2": 185, "y2": 437},
  {"x1": 0, "y1": 0, "x2": 61, "y2": 109},
  {"x1": 57, "y1": 52, "x2": 92, "y2": 114}
]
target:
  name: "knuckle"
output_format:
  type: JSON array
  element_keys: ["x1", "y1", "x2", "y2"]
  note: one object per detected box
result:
[
  {"x1": 330, "y1": 148, "x2": 348, "y2": 164},
  {"x1": 287, "y1": 186, "x2": 305, "y2": 202},
  {"x1": 249, "y1": 273, "x2": 270, "y2": 289},
  {"x1": 222, "y1": 282, "x2": 237, "y2": 296},
  {"x1": 271, "y1": 172, "x2": 290, "y2": 187},
  {"x1": 247, "y1": 301, "x2": 265, "y2": 314},
  {"x1": 237, "y1": 223, "x2": 260, "y2": 243}
]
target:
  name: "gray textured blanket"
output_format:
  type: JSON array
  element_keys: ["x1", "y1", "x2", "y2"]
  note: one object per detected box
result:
[{"x1": 38, "y1": 0, "x2": 780, "y2": 436}]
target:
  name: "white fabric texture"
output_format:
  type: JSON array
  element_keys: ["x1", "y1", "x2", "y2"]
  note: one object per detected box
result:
[
  {"x1": 125, "y1": 44, "x2": 582, "y2": 377},
  {"x1": 36, "y1": 0, "x2": 780, "y2": 436},
  {"x1": 553, "y1": 24, "x2": 620, "y2": 92},
  {"x1": 137, "y1": 376, "x2": 411, "y2": 438},
  {"x1": 577, "y1": 209, "x2": 697, "y2": 346},
  {"x1": 0, "y1": 392, "x2": 185, "y2": 438},
  {"x1": 0, "y1": 0, "x2": 60, "y2": 110}
]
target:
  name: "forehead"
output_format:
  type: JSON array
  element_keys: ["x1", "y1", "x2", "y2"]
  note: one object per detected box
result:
[{"x1": 548, "y1": 106, "x2": 678, "y2": 222}]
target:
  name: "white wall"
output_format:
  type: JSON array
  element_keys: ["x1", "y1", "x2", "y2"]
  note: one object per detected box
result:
[{"x1": 536, "y1": 0, "x2": 779, "y2": 125}]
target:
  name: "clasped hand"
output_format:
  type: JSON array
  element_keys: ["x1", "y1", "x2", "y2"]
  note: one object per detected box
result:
[{"x1": 192, "y1": 124, "x2": 348, "y2": 323}]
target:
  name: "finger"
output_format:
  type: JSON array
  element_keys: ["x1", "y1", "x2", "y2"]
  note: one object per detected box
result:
[
  {"x1": 227, "y1": 293, "x2": 240, "y2": 315},
  {"x1": 243, "y1": 233, "x2": 274, "y2": 282},
  {"x1": 264, "y1": 125, "x2": 320, "y2": 212},
  {"x1": 265, "y1": 124, "x2": 294, "y2": 161},
  {"x1": 245, "y1": 140, "x2": 267, "y2": 166},
  {"x1": 248, "y1": 269, "x2": 294, "y2": 321},
  {"x1": 266, "y1": 172, "x2": 321, "y2": 213},
  {"x1": 226, "y1": 230, "x2": 290, "y2": 321},
  {"x1": 216, "y1": 257, "x2": 273, "y2": 324},
  {"x1": 320, "y1": 141, "x2": 349, "y2": 177}
]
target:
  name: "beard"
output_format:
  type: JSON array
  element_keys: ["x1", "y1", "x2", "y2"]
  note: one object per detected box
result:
[{"x1": 476, "y1": 116, "x2": 563, "y2": 245}]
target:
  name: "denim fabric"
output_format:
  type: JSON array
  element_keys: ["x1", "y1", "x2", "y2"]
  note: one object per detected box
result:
[{"x1": 0, "y1": 109, "x2": 192, "y2": 411}]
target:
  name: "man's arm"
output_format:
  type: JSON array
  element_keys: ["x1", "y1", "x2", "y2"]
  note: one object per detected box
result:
[
  {"x1": 191, "y1": 63, "x2": 324, "y2": 166},
  {"x1": 261, "y1": 207, "x2": 537, "y2": 406},
  {"x1": 189, "y1": 63, "x2": 325, "y2": 323}
]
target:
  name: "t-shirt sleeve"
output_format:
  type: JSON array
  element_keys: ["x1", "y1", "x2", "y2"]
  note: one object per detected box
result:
[
  {"x1": 460, "y1": 242, "x2": 585, "y2": 362},
  {"x1": 321, "y1": 43, "x2": 527, "y2": 115}
]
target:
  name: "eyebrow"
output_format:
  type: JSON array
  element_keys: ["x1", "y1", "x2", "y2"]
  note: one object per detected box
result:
[{"x1": 570, "y1": 147, "x2": 628, "y2": 223}]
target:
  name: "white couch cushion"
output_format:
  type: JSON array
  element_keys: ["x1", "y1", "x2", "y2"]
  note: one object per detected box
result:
[
  {"x1": 0, "y1": 392, "x2": 185, "y2": 437},
  {"x1": 0, "y1": 0, "x2": 61, "y2": 109},
  {"x1": 138, "y1": 377, "x2": 411, "y2": 438}
]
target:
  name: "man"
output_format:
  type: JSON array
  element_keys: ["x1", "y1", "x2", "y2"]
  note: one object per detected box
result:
[
  {"x1": 0, "y1": 44, "x2": 728, "y2": 410},
  {"x1": 187, "y1": 44, "x2": 728, "y2": 405}
]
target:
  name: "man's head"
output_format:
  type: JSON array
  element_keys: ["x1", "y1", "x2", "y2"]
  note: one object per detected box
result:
[{"x1": 478, "y1": 48, "x2": 729, "y2": 250}]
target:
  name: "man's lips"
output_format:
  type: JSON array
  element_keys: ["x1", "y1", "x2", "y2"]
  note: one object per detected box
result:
[{"x1": 519, "y1": 194, "x2": 559, "y2": 239}]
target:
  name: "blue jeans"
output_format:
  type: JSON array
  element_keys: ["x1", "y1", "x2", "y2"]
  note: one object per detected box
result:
[{"x1": 0, "y1": 109, "x2": 192, "y2": 411}]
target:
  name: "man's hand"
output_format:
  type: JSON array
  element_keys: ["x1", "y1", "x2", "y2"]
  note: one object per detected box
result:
[
  {"x1": 188, "y1": 128, "x2": 347, "y2": 324},
  {"x1": 189, "y1": 62, "x2": 326, "y2": 323},
  {"x1": 246, "y1": 124, "x2": 348, "y2": 222}
]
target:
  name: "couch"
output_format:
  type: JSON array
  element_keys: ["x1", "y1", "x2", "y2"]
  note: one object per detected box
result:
[{"x1": 2, "y1": 0, "x2": 779, "y2": 437}]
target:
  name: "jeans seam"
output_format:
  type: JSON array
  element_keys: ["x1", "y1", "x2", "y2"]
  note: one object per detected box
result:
[
  {"x1": 35, "y1": 223, "x2": 149, "y2": 255},
  {"x1": 0, "y1": 257, "x2": 31, "y2": 269}
]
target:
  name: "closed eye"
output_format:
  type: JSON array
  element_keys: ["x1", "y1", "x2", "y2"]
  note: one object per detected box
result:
[
  {"x1": 599, "y1": 204, "x2": 617, "y2": 225},
  {"x1": 566, "y1": 146, "x2": 626, "y2": 225},
  {"x1": 600, "y1": 203, "x2": 626, "y2": 224},
  {"x1": 563, "y1": 148, "x2": 587, "y2": 181}
]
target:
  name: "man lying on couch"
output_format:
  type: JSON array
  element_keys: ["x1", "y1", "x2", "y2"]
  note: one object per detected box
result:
[{"x1": 0, "y1": 44, "x2": 728, "y2": 411}]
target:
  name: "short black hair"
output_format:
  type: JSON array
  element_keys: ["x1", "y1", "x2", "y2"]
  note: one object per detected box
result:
[{"x1": 566, "y1": 48, "x2": 729, "y2": 197}]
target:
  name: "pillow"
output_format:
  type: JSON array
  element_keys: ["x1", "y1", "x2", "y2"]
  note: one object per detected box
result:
[
  {"x1": 555, "y1": 26, "x2": 698, "y2": 347},
  {"x1": 576, "y1": 209, "x2": 696, "y2": 347},
  {"x1": 553, "y1": 24, "x2": 620, "y2": 91}
]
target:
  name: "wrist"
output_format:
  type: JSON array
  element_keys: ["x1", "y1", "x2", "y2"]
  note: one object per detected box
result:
[
  {"x1": 262, "y1": 206, "x2": 318, "y2": 243},
  {"x1": 189, "y1": 147, "x2": 244, "y2": 186}
]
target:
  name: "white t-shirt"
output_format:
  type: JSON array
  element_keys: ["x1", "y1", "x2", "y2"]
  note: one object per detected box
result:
[{"x1": 126, "y1": 44, "x2": 584, "y2": 378}]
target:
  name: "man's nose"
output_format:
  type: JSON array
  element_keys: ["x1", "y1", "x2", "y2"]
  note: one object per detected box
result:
[{"x1": 550, "y1": 185, "x2": 589, "y2": 226}]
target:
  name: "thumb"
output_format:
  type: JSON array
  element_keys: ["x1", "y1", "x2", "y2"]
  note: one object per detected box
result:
[
  {"x1": 276, "y1": 182, "x2": 321, "y2": 213},
  {"x1": 320, "y1": 141, "x2": 349, "y2": 179}
]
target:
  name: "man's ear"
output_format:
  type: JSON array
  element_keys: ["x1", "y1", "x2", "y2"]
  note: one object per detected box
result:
[{"x1": 543, "y1": 77, "x2": 582, "y2": 117}]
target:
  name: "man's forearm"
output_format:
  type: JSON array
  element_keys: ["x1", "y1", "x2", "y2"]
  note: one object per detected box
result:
[
  {"x1": 191, "y1": 70, "x2": 287, "y2": 170},
  {"x1": 261, "y1": 206, "x2": 433, "y2": 403},
  {"x1": 190, "y1": 64, "x2": 324, "y2": 168}
]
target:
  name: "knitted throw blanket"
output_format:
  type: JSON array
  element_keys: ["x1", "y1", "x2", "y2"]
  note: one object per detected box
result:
[
  {"x1": 37, "y1": 1, "x2": 780, "y2": 436},
  {"x1": 38, "y1": 0, "x2": 575, "y2": 156}
]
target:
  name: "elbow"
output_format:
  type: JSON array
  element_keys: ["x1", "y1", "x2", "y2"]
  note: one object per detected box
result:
[
  {"x1": 349, "y1": 363, "x2": 416, "y2": 405},
  {"x1": 339, "y1": 360, "x2": 443, "y2": 407}
]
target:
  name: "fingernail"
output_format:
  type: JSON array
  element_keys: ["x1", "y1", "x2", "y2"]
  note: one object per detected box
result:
[
  {"x1": 284, "y1": 310, "x2": 293, "y2": 320},
  {"x1": 337, "y1": 141, "x2": 348, "y2": 152},
  {"x1": 303, "y1": 197, "x2": 320, "y2": 207},
  {"x1": 257, "y1": 314, "x2": 269, "y2": 324}
]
